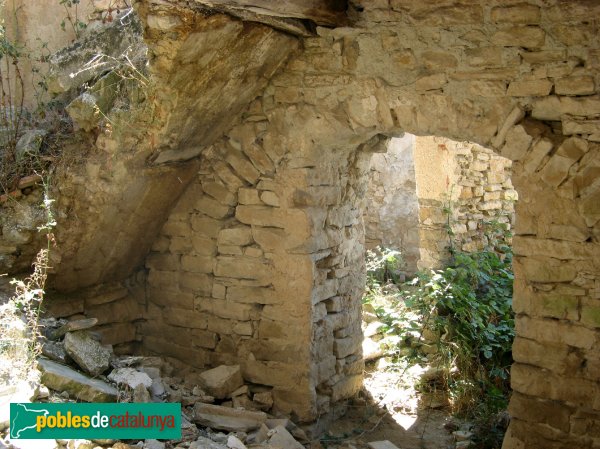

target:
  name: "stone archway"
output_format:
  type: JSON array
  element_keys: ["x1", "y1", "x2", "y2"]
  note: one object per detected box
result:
[
  {"x1": 138, "y1": 2, "x2": 599, "y2": 447},
  {"x1": 1, "y1": 1, "x2": 593, "y2": 448}
]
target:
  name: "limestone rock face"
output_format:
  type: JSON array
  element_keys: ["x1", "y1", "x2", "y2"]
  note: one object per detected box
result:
[{"x1": 63, "y1": 331, "x2": 112, "y2": 376}]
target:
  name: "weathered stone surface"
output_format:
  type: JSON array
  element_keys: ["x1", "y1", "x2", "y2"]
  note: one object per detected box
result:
[
  {"x1": 198, "y1": 365, "x2": 244, "y2": 399},
  {"x1": 63, "y1": 331, "x2": 112, "y2": 376},
  {"x1": 41, "y1": 341, "x2": 70, "y2": 364},
  {"x1": 50, "y1": 318, "x2": 98, "y2": 340},
  {"x1": 108, "y1": 368, "x2": 152, "y2": 389},
  {"x1": 39, "y1": 358, "x2": 117, "y2": 402}
]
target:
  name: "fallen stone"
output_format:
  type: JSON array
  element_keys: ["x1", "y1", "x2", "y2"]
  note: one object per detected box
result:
[
  {"x1": 232, "y1": 394, "x2": 259, "y2": 411},
  {"x1": 363, "y1": 321, "x2": 385, "y2": 338},
  {"x1": 267, "y1": 425, "x2": 304, "y2": 449},
  {"x1": 453, "y1": 430, "x2": 474, "y2": 441},
  {"x1": 133, "y1": 384, "x2": 152, "y2": 403},
  {"x1": 50, "y1": 318, "x2": 99, "y2": 340},
  {"x1": 363, "y1": 337, "x2": 385, "y2": 361},
  {"x1": 252, "y1": 391, "x2": 273, "y2": 411},
  {"x1": 150, "y1": 378, "x2": 166, "y2": 398},
  {"x1": 227, "y1": 435, "x2": 247, "y2": 449},
  {"x1": 15, "y1": 130, "x2": 47, "y2": 162},
  {"x1": 193, "y1": 403, "x2": 267, "y2": 432},
  {"x1": 67, "y1": 440, "x2": 95, "y2": 449},
  {"x1": 368, "y1": 441, "x2": 401, "y2": 449},
  {"x1": 108, "y1": 367, "x2": 152, "y2": 389},
  {"x1": 64, "y1": 331, "x2": 112, "y2": 376},
  {"x1": 199, "y1": 365, "x2": 244, "y2": 399},
  {"x1": 38, "y1": 358, "x2": 117, "y2": 402},
  {"x1": 144, "y1": 440, "x2": 165, "y2": 449},
  {"x1": 189, "y1": 436, "x2": 228, "y2": 449},
  {"x1": 250, "y1": 423, "x2": 270, "y2": 444},
  {"x1": 41, "y1": 340, "x2": 70, "y2": 364},
  {"x1": 181, "y1": 413, "x2": 200, "y2": 442}
]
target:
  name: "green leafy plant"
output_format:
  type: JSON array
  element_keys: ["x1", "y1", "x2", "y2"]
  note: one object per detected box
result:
[
  {"x1": 363, "y1": 219, "x2": 514, "y2": 448},
  {"x1": 59, "y1": 0, "x2": 87, "y2": 39}
]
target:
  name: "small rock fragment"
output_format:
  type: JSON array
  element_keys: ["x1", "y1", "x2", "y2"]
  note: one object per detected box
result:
[
  {"x1": 368, "y1": 441, "x2": 401, "y2": 449},
  {"x1": 227, "y1": 435, "x2": 247, "y2": 449},
  {"x1": 108, "y1": 367, "x2": 152, "y2": 389},
  {"x1": 133, "y1": 384, "x2": 152, "y2": 403},
  {"x1": 267, "y1": 425, "x2": 304, "y2": 449},
  {"x1": 144, "y1": 439, "x2": 165, "y2": 449},
  {"x1": 51, "y1": 318, "x2": 98, "y2": 340}
]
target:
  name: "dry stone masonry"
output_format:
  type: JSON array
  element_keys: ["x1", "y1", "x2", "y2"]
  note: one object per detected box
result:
[
  {"x1": 1, "y1": 1, "x2": 599, "y2": 448},
  {"x1": 365, "y1": 134, "x2": 515, "y2": 272}
]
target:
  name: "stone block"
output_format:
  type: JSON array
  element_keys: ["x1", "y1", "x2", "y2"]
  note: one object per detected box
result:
[
  {"x1": 516, "y1": 256, "x2": 577, "y2": 283},
  {"x1": 191, "y1": 215, "x2": 223, "y2": 238},
  {"x1": 243, "y1": 144, "x2": 275, "y2": 174},
  {"x1": 179, "y1": 273, "x2": 213, "y2": 296},
  {"x1": 515, "y1": 315, "x2": 596, "y2": 349},
  {"x1": 260, "y1": 191, "x2": 280, "y2": 207},
  {"x1": 331, "y1": 374, "x2": 362, "y2": 402},
  {"x1": 508, "y1": 392, "x2": 572, "y2": 433},
  {"x1": 196, "y1": 297, "x2": 254, "y2": 321},
  {"x1": 225, "y1": 150, "x2": 260, "y2": 184},
  {"x1": 165, "y1": 308, "x2": 208, "y2": 329},
  {"x1": 64, "y1": 331, "x2": 112, "y2": 376},
  {"x1": 199, "y1": 365, "x2": 244, "y2": 399},
  {"x1": 39, "y1": 358, "x2": 117, "y2": 402},
  {"x1": 218, "y1": 227, "x2": 253, "y2": 246},
  {"x1": 193, "y1": 403, "x2": 267, "y2": 432},
  {"x1": 195, "y1": 196, "x2": 232, "y2": 219},
  {"x1": 492, "y1": 26, "x2": 545, "y2": 48},
  {"x1": 522, "y1": 138, "x2": 553, "y2": 173},
  {"x1": 555, "y1": 76, "x2": 595, "y2": 96},
  {"x1": 181, "y1": 255, "x2": 214, "y2": 274},
  {"x1": 491, "y1": 4, "x2": 540, "y2": 23},
  {"x1": 580, "y1": 298, "x2": 600, "y2": 329},
  {"x1": 227, "y1": 286, "x2": 279, "y2": 305},
  {"x1": 191, "y1": 329, "x2": 219, "y2": 349},
  {"x1": 238, "y1": 188, "x2": 262, "y2": 205},
  {"x1": 415, "y1": 73, "x2": 447, "y2": 91},
  {"x1": 192, "y1": 235, "x2": 217, "y2": 255},
  {"x1": 334, "y1": 336, "x2": 361, "y2": 359},
  {"x1": 215, "y1": 257, "x2": 272, "y2": 280},
  {"x1": 507, "y1": 79, "x2": 553, "y2": 97},
  {"x1": 202, "y1": 181, "x2": 237, "y2": 206}
]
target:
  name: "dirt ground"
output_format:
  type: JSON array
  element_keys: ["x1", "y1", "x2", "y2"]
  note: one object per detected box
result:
[{"x1": 314, "y1": 363, "x2": 457, "y2": 449}]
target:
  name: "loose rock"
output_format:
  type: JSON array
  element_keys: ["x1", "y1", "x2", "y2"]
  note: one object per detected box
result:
[
  {"x1": 193, "y1": 403, "x2": 267, "y2": 432},
  {"x1": 63, "y1": 331, "x2": 112, "y2": 376},
  {"x1": 198, "y1": 365, "x2": 244, "y2": 399},
  {"x1": 38, "y1": 358, "x2": 117, "y2": 402}
]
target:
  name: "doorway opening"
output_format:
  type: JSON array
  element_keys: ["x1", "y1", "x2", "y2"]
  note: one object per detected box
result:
[{"x1": 350, "y1": 134, "x2": 517, "y2": 449}]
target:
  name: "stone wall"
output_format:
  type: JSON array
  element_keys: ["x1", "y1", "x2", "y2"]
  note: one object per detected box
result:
[
  {"x1": 364, "y1": 134, "x2": 421, "y2": 273},
  {"x1": 365, "y1": 135, "x2": 515, "y2": 273},
  {"x1": 416, "y1": 136, "x2": 515, "y2": 268}
]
